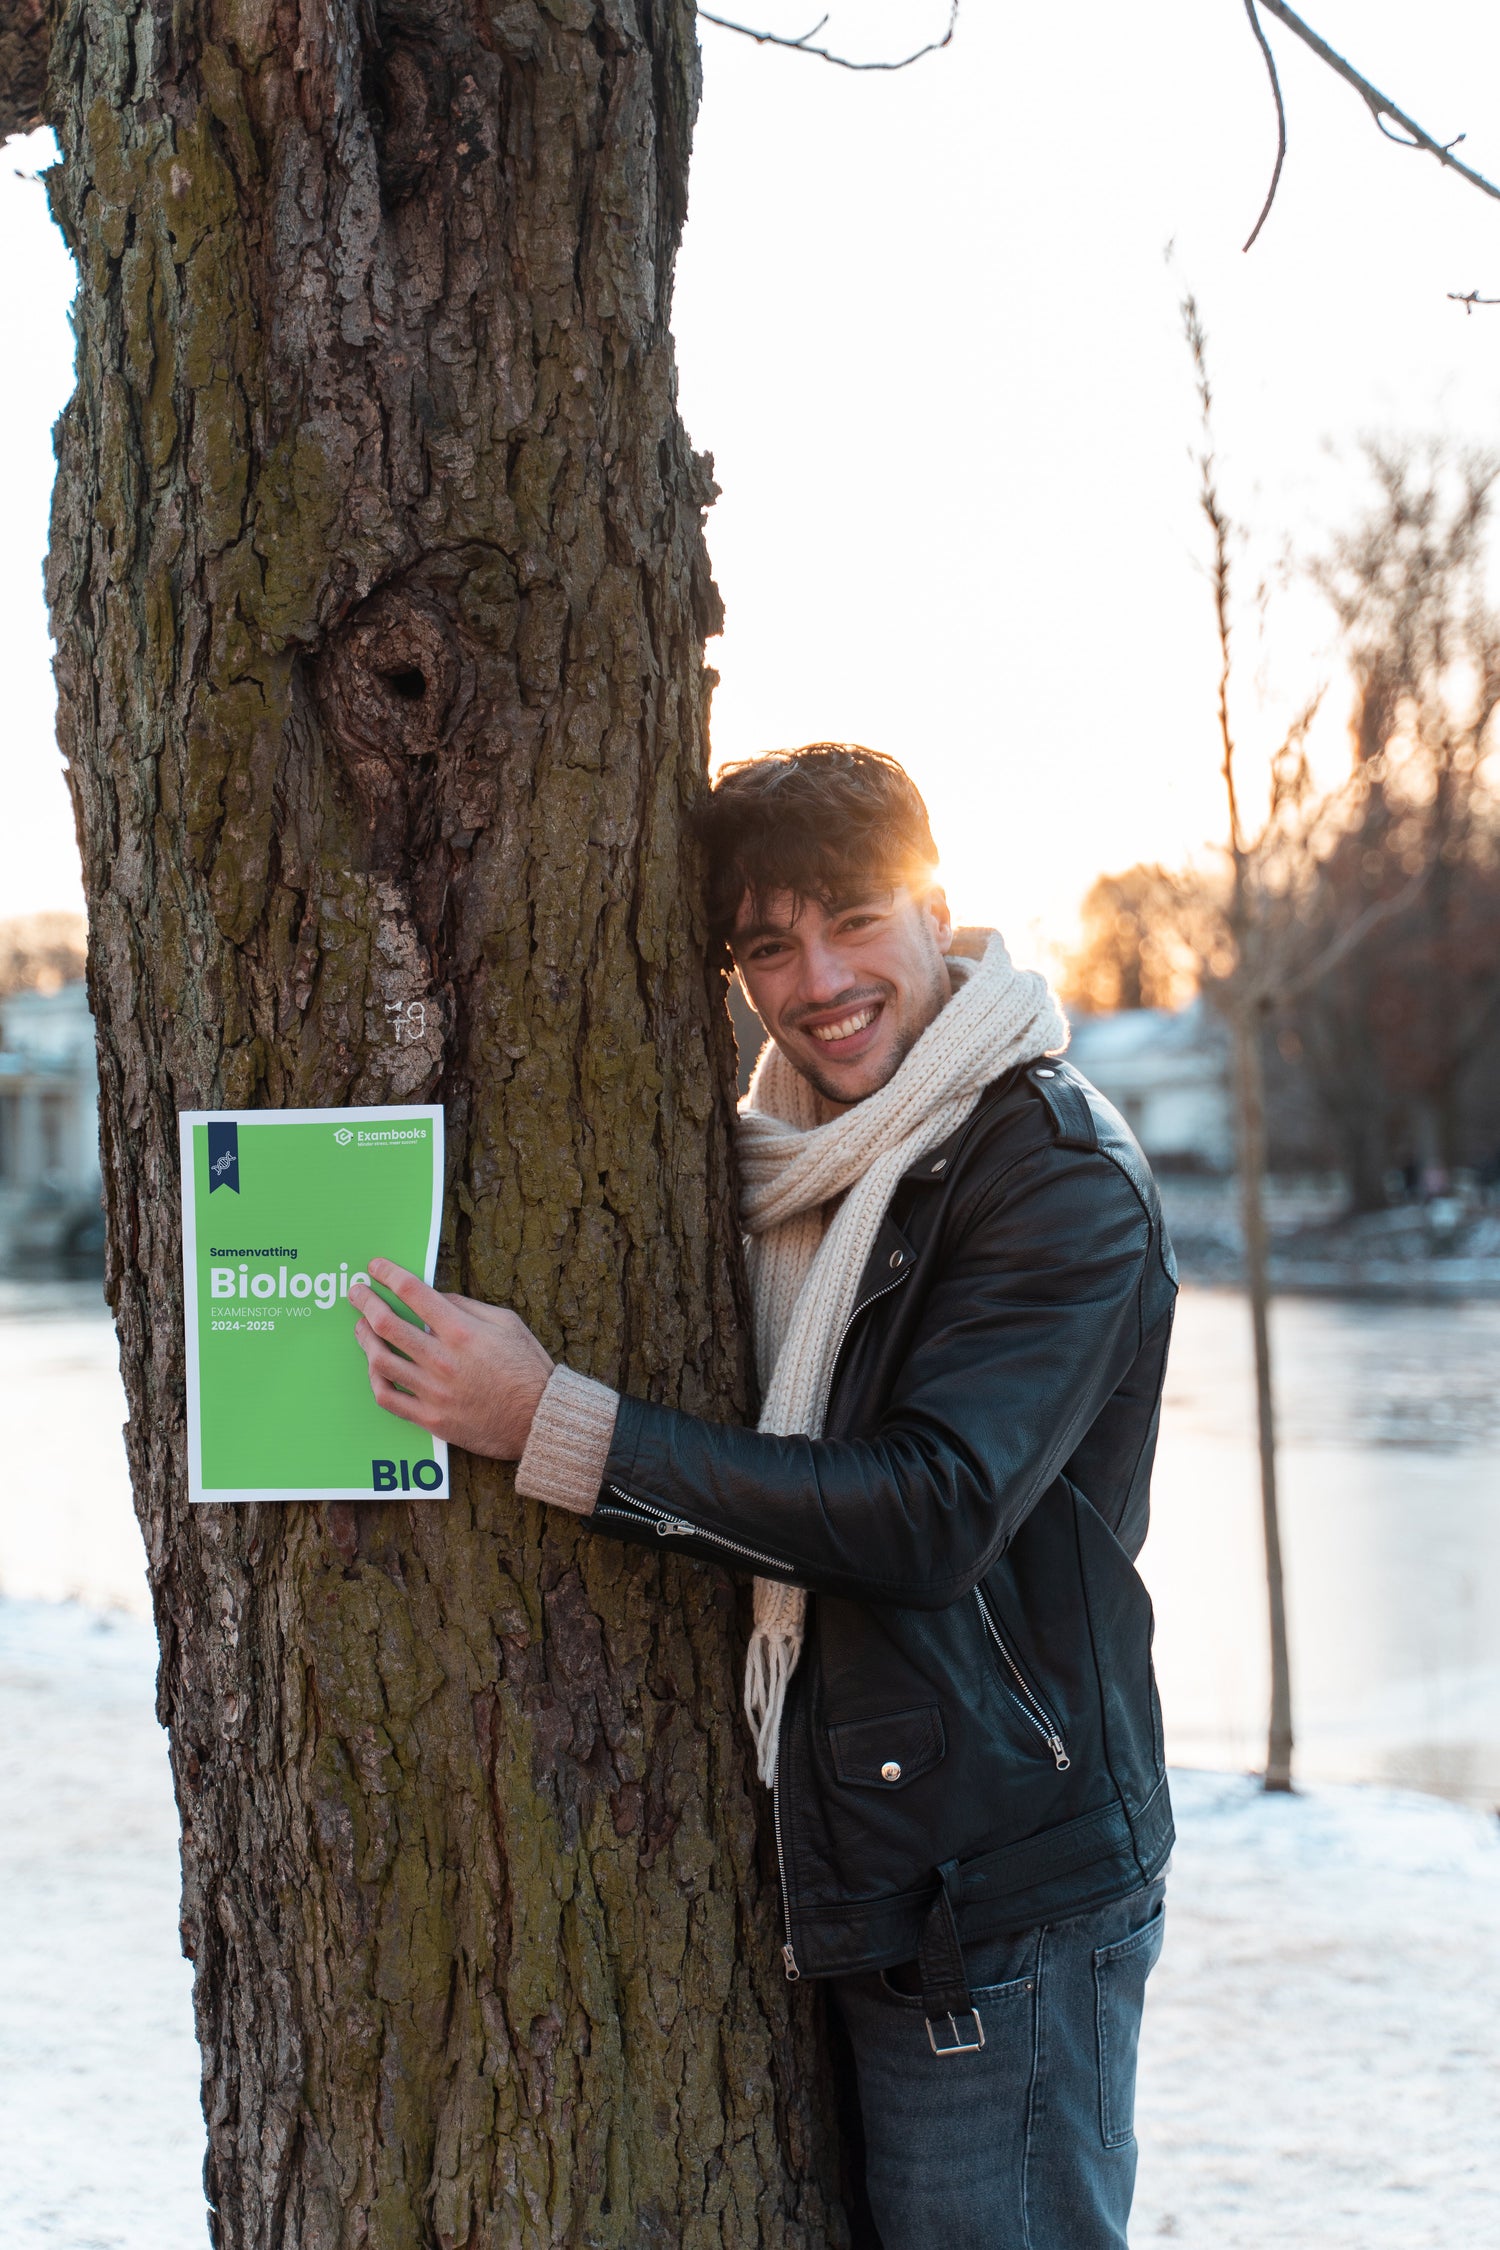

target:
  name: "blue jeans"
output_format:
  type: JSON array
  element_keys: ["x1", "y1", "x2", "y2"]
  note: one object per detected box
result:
[{"x1": 832, "y1": 1879, "x2": 1166, "y2": 2249}]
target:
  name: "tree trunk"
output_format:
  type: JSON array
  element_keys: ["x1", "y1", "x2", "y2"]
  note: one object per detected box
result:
[
  {"x1": 0, "y1": 0, "x2": 47, "y2": 140},
  {"x1": 31, "y1": 0, "x2": 845, "y2": 2240},
  {"x1": 1231, "y1": 1003, "x2": 1294, "y2": 1794}
]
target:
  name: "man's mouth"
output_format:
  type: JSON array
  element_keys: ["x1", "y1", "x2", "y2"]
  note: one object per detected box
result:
[{"x1": 807, "y1": 1004, "x2": 881, "y2": 1046}]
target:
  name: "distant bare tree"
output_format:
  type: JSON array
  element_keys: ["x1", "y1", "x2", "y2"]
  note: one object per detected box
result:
[
  {"x1": 1177, "y1": 300, "x2": 1428, "y2": 1794},
  {"x1": 1290, "y1": 449, "x2": 1500, "y2": 1203},
  {"x1": 1180, "y1": 294, "x2": 1301, "y2": 1793},
  {"x1": 1060, "y1": 866, "x2": 1204, "y2": 1016}
]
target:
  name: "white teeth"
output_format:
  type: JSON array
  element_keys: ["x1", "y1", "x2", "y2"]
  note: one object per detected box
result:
[{"x1": 811, "y1": 1008, "x2": 877, "y2": 1043}]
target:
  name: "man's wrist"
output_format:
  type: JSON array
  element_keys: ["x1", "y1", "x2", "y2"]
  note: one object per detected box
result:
[{"x1": 506, "y1": 1357, "x2": 554, "y2": 1457}]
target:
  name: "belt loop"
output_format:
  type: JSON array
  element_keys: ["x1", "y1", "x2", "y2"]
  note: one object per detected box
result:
[{"x1": 917, "y1": 1858, "x2": 985, "y2": 2057}]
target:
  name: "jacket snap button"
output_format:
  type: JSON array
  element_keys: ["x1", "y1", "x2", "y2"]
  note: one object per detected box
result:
[
  {"x1": 889, "y1": 1249, "x2": 903, "y2": 1268},
  {"x1": 930, "y1": 1158, "x2": 947, "y2": 1173},
  {"x1": 1035, "y1": 1067, "x2": 1055, "y2": 1078},
  {"x1": 881, "y1": 1760, "x2": 902, "y2": 1782}
]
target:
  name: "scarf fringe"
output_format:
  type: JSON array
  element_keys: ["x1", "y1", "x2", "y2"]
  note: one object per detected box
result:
[{"x1": 744, "y1": 1615, "x2": 802, "y2": 1786}]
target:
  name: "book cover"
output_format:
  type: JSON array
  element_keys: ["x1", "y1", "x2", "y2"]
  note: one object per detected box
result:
[{"x1": 178, "y1": 1106, "x2": 447, "y2": 1503}]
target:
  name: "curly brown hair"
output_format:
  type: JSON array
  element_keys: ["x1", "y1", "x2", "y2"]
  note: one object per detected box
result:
[{"x1": 696, "y1": 744, "x2": 940, "y2": 947}]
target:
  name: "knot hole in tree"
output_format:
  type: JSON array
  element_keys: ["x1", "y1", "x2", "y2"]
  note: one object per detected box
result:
[
  {"x1": 362, "y1": 11, "x2": 496, "y2": 209},
  {"x1": 313, "y1": 579, "x2": 468, "y2": 872}
]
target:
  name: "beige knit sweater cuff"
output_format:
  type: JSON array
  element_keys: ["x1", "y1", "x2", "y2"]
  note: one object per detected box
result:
[{"x1": 514, "y1": 1364, "x2": 619, "y2": 1516}]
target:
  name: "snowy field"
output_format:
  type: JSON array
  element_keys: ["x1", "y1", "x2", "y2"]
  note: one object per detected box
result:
[
  {"x1": 0, "y1": 1600, "x2": 201, "y2": 2250},
  {"x1": 1133, "y1": 1769, "x2": 1500, "y2": 2246},
  {"x1": 3, "y1": 1594, "x2": 1498, "y2": 2250}
]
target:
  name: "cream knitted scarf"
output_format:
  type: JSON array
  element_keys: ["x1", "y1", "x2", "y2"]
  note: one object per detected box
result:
[{"x1": 737, "y1": 933, "x2": 1068, "y2": 1784}]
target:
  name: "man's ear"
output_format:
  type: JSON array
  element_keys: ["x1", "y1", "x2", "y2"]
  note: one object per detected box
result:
[{"x1": 925, "y1": 883, "x2": 953, "y2": 954}]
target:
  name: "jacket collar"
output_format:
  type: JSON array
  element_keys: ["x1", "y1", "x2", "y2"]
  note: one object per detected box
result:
[{"x1": 897, "y1": 1064, "x2": 1028, "y2": 1186}]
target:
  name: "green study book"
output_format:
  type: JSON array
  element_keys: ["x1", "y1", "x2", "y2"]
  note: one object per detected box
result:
[{"x1": 179, "y1": 1106, "x2": 448, "y2": 1503}]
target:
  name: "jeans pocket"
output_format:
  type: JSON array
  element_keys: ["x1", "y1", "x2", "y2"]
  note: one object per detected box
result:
[{"x1": 1092, "y1": 1900, "x2": 1165, "y2": 2149}]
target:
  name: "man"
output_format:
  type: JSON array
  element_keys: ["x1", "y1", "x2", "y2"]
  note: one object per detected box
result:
[{"x1": 351, "y1": 744, "x2": 1177, "y2": 2248}]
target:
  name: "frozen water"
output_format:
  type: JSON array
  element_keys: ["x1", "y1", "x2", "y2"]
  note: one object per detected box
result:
[{"x1": 1145, "y1": 1290, "x2": 1500, "y2": 1800}]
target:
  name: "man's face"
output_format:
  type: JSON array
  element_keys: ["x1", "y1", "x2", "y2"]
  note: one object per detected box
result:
[{"x1": 731, "y1": 882, "x2": 955, "y2": 1108}]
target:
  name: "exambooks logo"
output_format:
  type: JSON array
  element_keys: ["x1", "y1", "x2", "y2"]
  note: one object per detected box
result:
[{"x1": 334, "y1": 1124, "x2": 426, "y2": 1147}]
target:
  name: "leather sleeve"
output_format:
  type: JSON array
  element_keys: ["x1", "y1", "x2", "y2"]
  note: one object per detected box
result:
[{"x1": 597, "y1": 1145, "x2": 1156, "y2": 1610}]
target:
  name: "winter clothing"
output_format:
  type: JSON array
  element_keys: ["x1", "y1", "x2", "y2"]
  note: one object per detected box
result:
[
  {"x1": 521, "y1": 1053, "x2": 1178, "y2": 1998},
  {"x1": 734, "y1": 935, "x2": 1065, "y2": 1779}
]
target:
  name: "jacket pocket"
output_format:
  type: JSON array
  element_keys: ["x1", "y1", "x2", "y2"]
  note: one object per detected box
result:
[
  {"x1": 1094, "y1": 1898, "x2": 1166, "y2": 2148},
  {"x1": 828, "y1": 1705, "x2": 946, "y2": 1791}
]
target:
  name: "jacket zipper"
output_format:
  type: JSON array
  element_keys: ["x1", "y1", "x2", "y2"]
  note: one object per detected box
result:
[
  {"x1": 975, "y1": 1589, "x2": 1071, "y2": 1770},
  {"x1": 600, "y1": 1484, "x2": 797, "y2": 1578},
  {"x1": 826, "y1": 1264, "x2": 912, "y2": 1397},
  {"x1": 602, "y1": 1484, "x2": 803, "y2": 1976},
  {"x1": 773, "y1": 1751, "x2": 799, "y2": 1980}
]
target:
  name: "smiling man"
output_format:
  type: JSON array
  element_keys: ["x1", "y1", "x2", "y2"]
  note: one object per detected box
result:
[{"x1": 351, "y1": 744, "x2": 1178, "y2": 2248}]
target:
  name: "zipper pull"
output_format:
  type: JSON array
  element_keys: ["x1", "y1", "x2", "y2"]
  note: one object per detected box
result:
[
  {"x1": 782, "y1": 1942, "x2": 801, "y2": 1982},
  {"x1": 655, "y1": 1518, "x2": 695, "y2": 1539},
  {"x1": 1048, "y1": 1736, "x2": 1072, "y2": 1772}
]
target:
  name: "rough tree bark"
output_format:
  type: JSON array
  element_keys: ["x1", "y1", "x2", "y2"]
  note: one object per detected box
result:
[
  {"x1": 13, "y1": 0, "x2": 846, "y2": 2241},
  {"x1": 0, "y1": 0, "x2": 48, "y2": 138}
]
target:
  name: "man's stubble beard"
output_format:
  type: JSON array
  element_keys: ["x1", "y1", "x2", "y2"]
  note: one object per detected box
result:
[{"x1": 788, "y1": 951, "x2": 953, "y2": 1109}]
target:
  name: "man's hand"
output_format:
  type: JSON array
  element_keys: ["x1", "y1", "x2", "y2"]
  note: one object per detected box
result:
[{"x1": 349, "y1": 1258, "x2": 554, "y2": 1461}]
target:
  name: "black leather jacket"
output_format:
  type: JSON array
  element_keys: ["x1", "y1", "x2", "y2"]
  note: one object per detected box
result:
[{"x1": 588, "y1": 1059, "x2": 1178, "y2": 1984}]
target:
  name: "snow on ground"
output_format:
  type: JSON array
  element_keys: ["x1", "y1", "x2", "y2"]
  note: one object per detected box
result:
[
  {"x1": 1134, "y1": 1770, "x2": 1500, "y2": 2246},
  {"x1": 2, "y1": 1597, "x2": 1497, "y2": 2249},
  {"x1": 0, "y1": 1599, "x2": 202, "y2": 2250}
]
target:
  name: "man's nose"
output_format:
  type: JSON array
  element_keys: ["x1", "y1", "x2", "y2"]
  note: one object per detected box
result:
[{"x1": 797, "y1": 935, "x2": 857, "y2": 1008}]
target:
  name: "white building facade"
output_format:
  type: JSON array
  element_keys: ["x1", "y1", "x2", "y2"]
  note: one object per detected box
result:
[
  {"x1": 0, "y1": 982, "x2": 104, "y2": 1263},
  {"x1": 1065, "y1": 1001, "x2": 1234, "y2": 1173}
]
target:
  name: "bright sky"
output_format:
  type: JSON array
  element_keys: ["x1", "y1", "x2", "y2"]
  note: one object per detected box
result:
[{"x1": 5, "y1": 1, "x2": 1500, "y2": 963}]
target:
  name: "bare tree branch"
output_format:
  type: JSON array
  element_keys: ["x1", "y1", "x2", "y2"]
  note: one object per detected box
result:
[
  {"x1": 1183, "y1": 294, "x2": 1246, "y2": 865},
  {"x1": 1241, "y1": 1, "x2": 1287, "y2": 252},
  {"x1": 1448, "y1": 291, "x2": 1500, "y2": 314},
  {"x1": 0, "y1": 0, "x2": 49, "y2": 143},
  {"x1": 1254, "y1": 0, "x2": 1500, "y2": 210},
  {"x1": 698, "y1": 1, "x2": 958, "y2": 73}
]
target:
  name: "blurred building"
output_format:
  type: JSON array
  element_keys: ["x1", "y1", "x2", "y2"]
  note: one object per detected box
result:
[
  {"x1": 0, "y1": 981, "x2": 104, "y2": 1266},
  {"x1": 1067, "y1": 999, "x2": 1234, "y2": 1173}
]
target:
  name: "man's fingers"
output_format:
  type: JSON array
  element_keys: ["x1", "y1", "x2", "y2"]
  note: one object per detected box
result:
[
  {"x1": 359, "y1": 1334, "x2": 424, "y2": 1393},
  {"x1": 367, "y1": 1258, "x2": 453, "y2": 1333},
  {"x1": 371, "y1": 1374, "x2": 423, "y2": 1422},
  {"x1": 351, "y1": 1283, "x2": 430, "y2": 1360}
]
